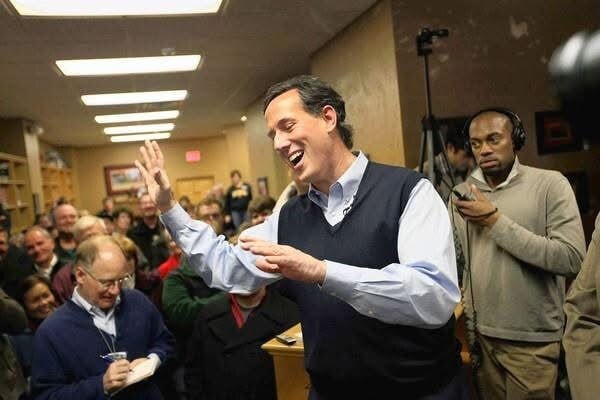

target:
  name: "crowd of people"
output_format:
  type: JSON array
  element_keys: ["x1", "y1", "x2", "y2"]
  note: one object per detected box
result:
[
  {"x1": 0, "y1": 176, "x2": 294, "y2": 399},
  {"x1": 1, "y1": 74, "x2": 598, "y2": 400}
]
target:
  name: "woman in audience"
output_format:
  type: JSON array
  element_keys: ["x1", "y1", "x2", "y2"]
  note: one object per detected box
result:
[
  {"x1": 112, "y1": 206, "x2": 134, "y2": 237},
  {"x1": 9, "y1": 275, "x2": 57, "y2": 386}
]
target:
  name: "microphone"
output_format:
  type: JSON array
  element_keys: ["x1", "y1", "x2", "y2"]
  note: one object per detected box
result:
[{"x1": 342, "y1": 194, "x2": 357, "y2": 216}]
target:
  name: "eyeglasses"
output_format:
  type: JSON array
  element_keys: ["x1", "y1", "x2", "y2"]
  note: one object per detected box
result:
[
  {"x1": 82, "y1": 268, "x2": 133, "y2": 290},
  {"x1": 200, "y1": 212, "x2": 222, "y2": 222}
]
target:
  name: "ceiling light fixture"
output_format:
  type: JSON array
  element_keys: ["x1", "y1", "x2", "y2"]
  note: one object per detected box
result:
[
  {"x1": 81, "y1": 90, "x2": 188, "y2": 106},
  {"x1": 8, "y1": 0, "x2": 223, "y2": 17},
  {"x1": 56, "y1": 55, "x2": 201, "y2": 76},
  {"x1": 110, "y1": 132, "x2": 171, "y2": 143},
  {"x1": 104, "y1": 123, "x2": 174, "y2": 135},
  {"x1": 240, "y1": 115, "x2": 248, "y2": 122},
  {"x1": 95, "y1": 110, "x2": 180, "y2": 124}
]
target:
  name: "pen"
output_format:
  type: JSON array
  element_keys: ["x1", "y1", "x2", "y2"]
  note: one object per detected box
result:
[{"x1": 100, "y1": 351, "x2": 128, "y2": 362}]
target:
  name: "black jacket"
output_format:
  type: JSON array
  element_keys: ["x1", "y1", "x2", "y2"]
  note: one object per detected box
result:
[{"x1": 185, "y1": 285, "x2": 299, "y2": 400}]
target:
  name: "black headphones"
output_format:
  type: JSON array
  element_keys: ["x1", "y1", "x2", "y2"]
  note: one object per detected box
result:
[{"x1": 461, "y1": 107, "x2": 526, "y2": 151}]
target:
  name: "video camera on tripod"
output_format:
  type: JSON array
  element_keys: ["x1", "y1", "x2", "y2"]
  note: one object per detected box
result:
[{"x1": 415, "y1": 27, "x2": 456, "y2": 201}]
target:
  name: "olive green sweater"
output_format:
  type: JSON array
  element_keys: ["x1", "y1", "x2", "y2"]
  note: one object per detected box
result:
[{"x1": 451, "y1": 158, "x2": 585, "y2": 342}]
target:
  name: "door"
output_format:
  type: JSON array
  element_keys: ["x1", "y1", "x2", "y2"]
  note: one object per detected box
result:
[{"x1": 175, "y1": 176, "x2": 215, "y2": 205}]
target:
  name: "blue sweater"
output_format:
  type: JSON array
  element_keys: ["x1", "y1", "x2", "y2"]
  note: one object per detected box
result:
[{"x1": 31, "y1": 289, "x2": 174, "y2": 400}]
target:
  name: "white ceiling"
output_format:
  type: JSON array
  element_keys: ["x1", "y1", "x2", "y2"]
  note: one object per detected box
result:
[{"x1": 0, "y1": 0, "x2": 378, "y2": 147}]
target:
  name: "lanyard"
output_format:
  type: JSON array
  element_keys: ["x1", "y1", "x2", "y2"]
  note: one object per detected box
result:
[{"x1": 97, "y1": 326, "x2": 117, "y2": 354}]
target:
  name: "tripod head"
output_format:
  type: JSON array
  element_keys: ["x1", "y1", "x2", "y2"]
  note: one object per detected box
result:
[{"x1": 417, "y1": 28, "x2": 449, "y2": 56}]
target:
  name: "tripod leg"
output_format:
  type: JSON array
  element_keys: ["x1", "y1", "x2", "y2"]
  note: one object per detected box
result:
[
  {"x1": 418, "y1": 127, "x2": 427, "y2": 173},
  {"x1": 426, "y1": 127, "x2": 435, "y2": 182}
]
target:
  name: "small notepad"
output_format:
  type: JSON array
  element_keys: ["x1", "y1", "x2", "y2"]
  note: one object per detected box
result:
[{"x1": 113, "y1": 357, "x2": 158, "y2": 395}]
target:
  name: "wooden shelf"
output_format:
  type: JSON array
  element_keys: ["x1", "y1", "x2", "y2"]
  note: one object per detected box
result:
[
  {"x1": 0, "y1": 152, "x2": 33, "y2": 234},
  {"x1": 40, "y1": 163, "x2": 78, "y2": 212}
]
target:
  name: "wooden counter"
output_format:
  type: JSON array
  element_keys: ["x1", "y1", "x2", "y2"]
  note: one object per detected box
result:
[{"x1": 262, "y1": 324, "x2": 309, "y2": 400}]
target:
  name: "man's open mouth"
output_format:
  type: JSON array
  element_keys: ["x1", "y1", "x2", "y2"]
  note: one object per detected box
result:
[{"x1": 288, "y1": 150, "x2": 304, "y2": 166}]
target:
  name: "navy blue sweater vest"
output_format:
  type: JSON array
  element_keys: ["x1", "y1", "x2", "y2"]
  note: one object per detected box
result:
[{"x1": 278, "y1": 162, "x2": 460, "y2": 398}]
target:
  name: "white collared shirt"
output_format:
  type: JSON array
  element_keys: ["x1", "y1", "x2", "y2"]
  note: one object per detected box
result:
[
  {"x1": 35, "y1": 254, "x2": 59, "y2": 279},
  {"x1": 71, "y1": 286, "x2": 121, "y2": 336}
]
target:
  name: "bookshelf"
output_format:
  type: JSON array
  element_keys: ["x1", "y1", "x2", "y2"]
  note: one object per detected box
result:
[
  {"x1": 0, "y1": 152, "x2": 33, "y2": 234},
  {"x1": 41, "y1": 163, "x2": 77, "y2": 212}
]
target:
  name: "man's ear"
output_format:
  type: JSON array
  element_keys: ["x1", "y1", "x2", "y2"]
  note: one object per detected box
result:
[
  {"x1": 74, "y1": 266, "x2": 86, "y2": 285},
  {"x1": 321, "y1": 105, "x2": 338, "y2": 133}
]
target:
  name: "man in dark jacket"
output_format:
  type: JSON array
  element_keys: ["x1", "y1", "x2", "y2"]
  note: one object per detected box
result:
[
  {"x1": 0, "y1": 287, "x2": 27, "y2": 400},
  {"x1": 185, "y1": 284, "x2": 299, "y2": 400}
]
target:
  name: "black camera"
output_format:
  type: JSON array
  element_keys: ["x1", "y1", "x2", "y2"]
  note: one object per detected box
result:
[{"x1": 549, "y1": 30, "x2": 600, "y2": 142}]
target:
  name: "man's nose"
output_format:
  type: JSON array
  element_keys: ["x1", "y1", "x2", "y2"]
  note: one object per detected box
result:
[
  {"x1": 273, "y1": 132, "x2": 290, "y2": 151},
  {"x1": 479, "y1": 142, "x2": 493, "y2": 154},
  {"x1": 109, "y1": 284, "x2": 121, "y2": 295}
]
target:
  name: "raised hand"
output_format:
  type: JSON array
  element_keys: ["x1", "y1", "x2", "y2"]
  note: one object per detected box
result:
[
  {"x1": 135, "y1": 140, "x2": 175, "y2": 213},
  {"x1": 239, "y1": 236, "x2": 326, "y2": 284}
]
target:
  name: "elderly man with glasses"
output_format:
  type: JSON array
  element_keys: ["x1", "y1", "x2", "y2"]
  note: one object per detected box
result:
[{"x1": 30, "y1": 235, "x2": 174, "y2": 400}]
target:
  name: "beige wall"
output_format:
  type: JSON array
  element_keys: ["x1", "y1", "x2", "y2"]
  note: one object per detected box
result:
[
  {"x1": 243, "y1": 99, "x2": 289, "y2": 199},
  {"x1": 72, "y1": 137, "x2": 232, "y2": 213},
  {"x1": 311, "y1": 0, "x2": 405, "y2": 166},
  {"x1": 224, "y1": 123, "x2": 251, "y2": 183}
]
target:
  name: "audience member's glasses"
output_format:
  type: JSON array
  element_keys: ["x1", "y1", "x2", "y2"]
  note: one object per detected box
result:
[
  {"x1": 200, "y1": 213, "x2": 222, "y2": 222},
  {"x1": 82, "y1": 268, "x2": 133, "y2": 290}
]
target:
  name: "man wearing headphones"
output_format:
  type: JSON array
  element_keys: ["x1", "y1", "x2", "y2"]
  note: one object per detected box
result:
[{"x1": 451, "y1": 108, "x2": 585, "y2": 399}]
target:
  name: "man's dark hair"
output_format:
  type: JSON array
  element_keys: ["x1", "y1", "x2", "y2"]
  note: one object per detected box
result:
[
  {"x1": 112, "y1": 206, "x2": 133, "y2": 221},
  {"x1": 263, "y1": 75, "x2": 354, "y2": 149},
  {"x1": 444, "y1": 126, "x2": 466, "y2": 151},
  {"x1": 230, "y1": 170, "x2": 241, "y2": 179},
  {"x1": 247, "y1": 196, "x2": 276, "y2": 215},
  {"x1": 197, "y1": 197, "x2": 223, "y2": 212}
]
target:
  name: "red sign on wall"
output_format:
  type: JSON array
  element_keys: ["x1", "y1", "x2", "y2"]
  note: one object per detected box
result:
[{"x1": 185, "y1": 150, "x2": 201, "y2": 163}]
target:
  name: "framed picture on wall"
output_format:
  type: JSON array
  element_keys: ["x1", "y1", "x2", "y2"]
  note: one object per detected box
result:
[
  {"x1": 104, "y1": 164, "x2": 145, "y2": 196},
  {"x1": 535, "y1": 111, "x2": 582, "y2": 154},
  {"x1": 257, "y1": 176, "x2": 269, "y2": 197}
]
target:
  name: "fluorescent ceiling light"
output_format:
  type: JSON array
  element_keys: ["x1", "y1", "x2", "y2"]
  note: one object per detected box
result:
[
  {"x1": 56, "y1": 55, "x2": 201, "y2": 77},
  {"x1": 104, "y1": 123, "x2": 174, "y2": 135},
  {"x1": 110, "y1": 132, "x2": 171, "y2": 143},
  {"x1": 95, "y1": 110, "x2": 180, "y2": 124},
  {"x1": 8, "y1": 0, "x2": 223, "y2": 17},
  {"x1": 82, "y1": 90, "x2": 187, "y2": 106}
]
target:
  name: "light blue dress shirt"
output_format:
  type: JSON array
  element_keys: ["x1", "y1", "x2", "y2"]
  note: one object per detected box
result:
[{"x1": 161, "y1": 153, "x2": 460, "y2": 328}]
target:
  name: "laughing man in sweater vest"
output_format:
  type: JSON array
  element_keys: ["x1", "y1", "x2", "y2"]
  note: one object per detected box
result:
[
  {"x1": 451, "y1": 108, "x2": 586, "y2": 400},
  {"x1": 136, "y1": 75, "x2": 466, "y2": 399}
]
